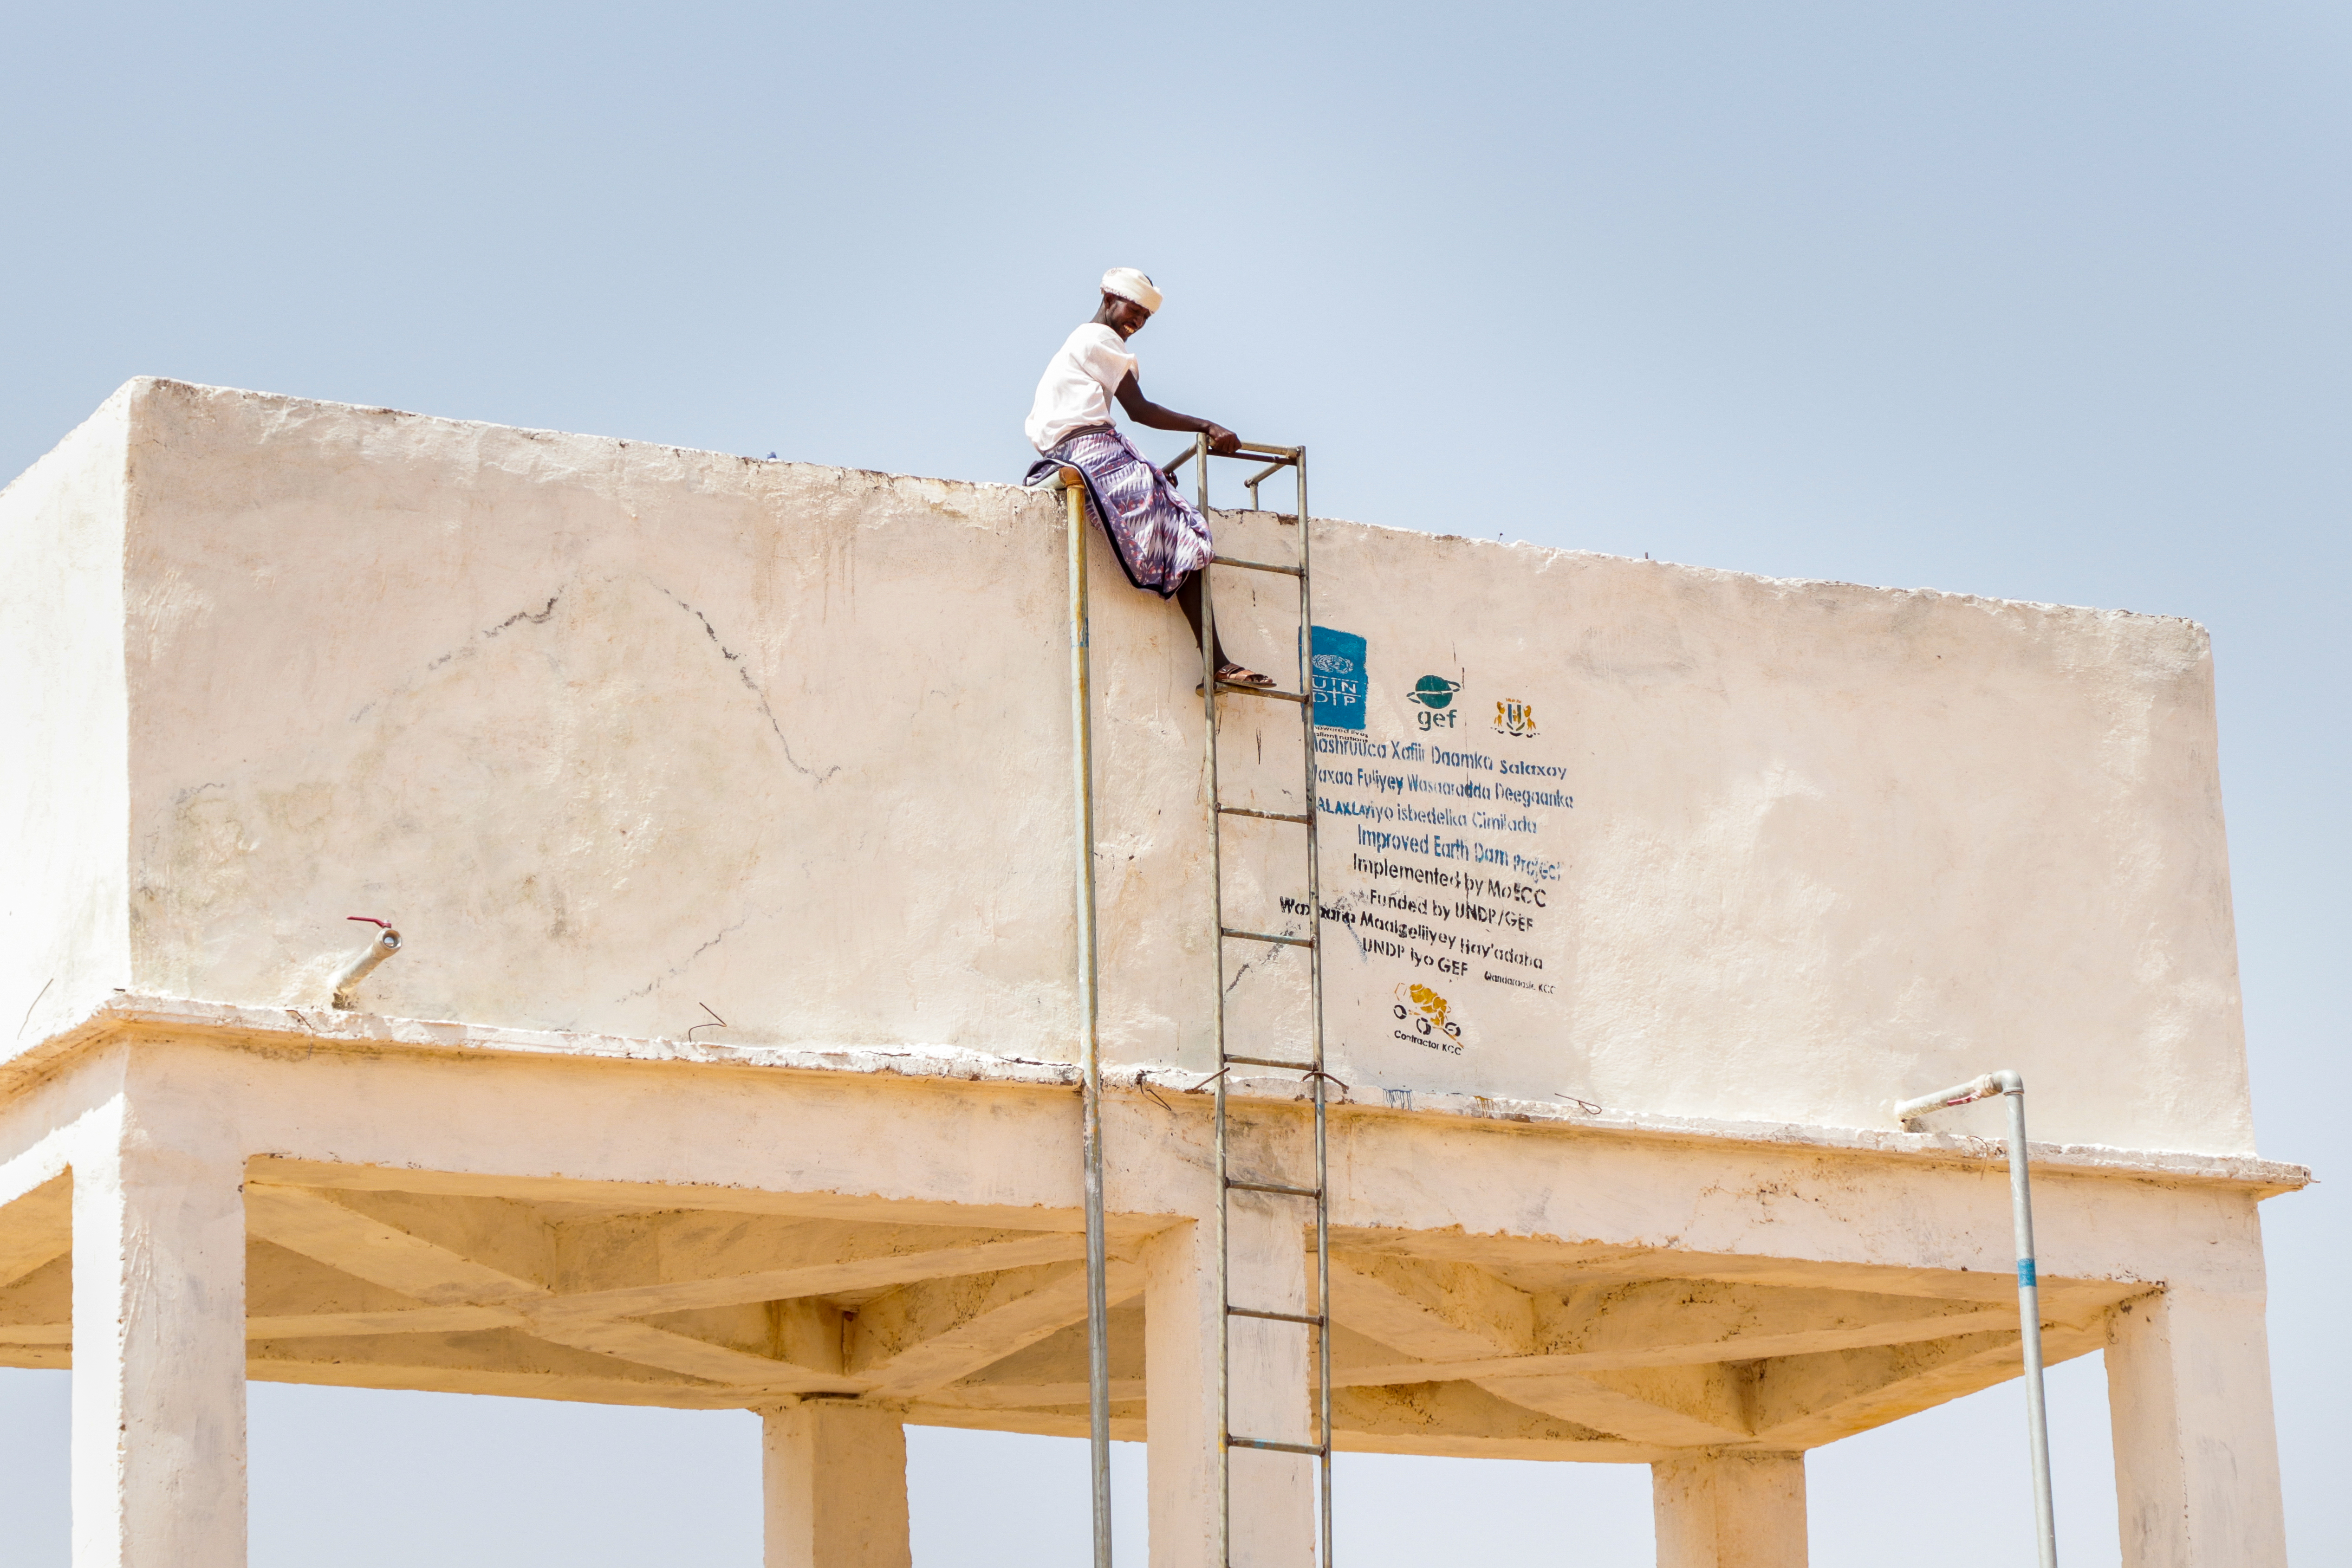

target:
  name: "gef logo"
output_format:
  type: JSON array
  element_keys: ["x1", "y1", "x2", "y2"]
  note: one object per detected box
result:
[{"x1": 1408, "y1": 675, "x2": 1462, "y2": 732}]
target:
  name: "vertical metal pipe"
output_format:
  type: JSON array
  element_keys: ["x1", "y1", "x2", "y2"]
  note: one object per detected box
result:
[
  {"x1": 1196, "y1": 434, "x2": 1232, "y2": 1568},
  {"x1": 1894, "y1": 1070, "x2": 2059, "y2": 1567},
  {"x1": 1297, "y1": 453, "x2": 1333, "y2": 1568},
  {"x1": 2002, "y1": 1080, "x2": 2060, "y2": 1568},
  {"x1": 1066, "y1": 475, "x2": 1113, "y2": 1568}
]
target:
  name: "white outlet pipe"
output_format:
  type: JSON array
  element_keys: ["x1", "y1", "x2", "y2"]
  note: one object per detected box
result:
[
  {"x1": 1896, "y1": 1069, "x2": 2057, "y2": 1568},
  {"x1": 330, "y1": 927, "x2": 402, "y2": 1010}
]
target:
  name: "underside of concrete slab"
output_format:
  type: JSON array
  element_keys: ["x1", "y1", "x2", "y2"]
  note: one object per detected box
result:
[{"x1": 0, "y1": 1021, "x2": 2304, "y2": 1568}]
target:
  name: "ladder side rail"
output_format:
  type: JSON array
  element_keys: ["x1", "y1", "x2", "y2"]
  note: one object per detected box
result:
[{"x1": 1200, "y1": 438, "x2": 1329, "y2": 1568}]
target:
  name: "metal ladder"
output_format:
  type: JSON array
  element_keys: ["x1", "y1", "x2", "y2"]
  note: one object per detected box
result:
[{"x1": 1166, "y1": 434, "x2": 1334, "y2": 1568}]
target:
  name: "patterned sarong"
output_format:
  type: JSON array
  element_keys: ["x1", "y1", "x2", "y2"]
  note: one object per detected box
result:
[{"x1": 1025, "y1": 426, "x2": 1214, "y2": 598}]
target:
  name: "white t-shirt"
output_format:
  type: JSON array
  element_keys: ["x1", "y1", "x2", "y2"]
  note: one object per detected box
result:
[{"x1": 1025, "y1": 323, "x2": 1137, "y2": 451}]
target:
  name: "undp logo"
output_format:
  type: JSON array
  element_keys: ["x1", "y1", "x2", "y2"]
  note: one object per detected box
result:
[{"x1": 1309, "y1": 627, "x2": 1366, "y2": 731}]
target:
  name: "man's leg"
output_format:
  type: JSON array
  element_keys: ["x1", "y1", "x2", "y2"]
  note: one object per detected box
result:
[
  {"x1": 1176, "y1": 573, "x2": 1215, "y2": 666},
  {"x1": 1176, "y1": 573, "x2": 1269, "y2": 684}
]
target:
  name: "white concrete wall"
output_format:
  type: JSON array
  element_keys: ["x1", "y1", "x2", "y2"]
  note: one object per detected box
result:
[
  {"x1": 0, "y1": 388, "x2": 132, "y2": 1051},
  {"x1": 3, "y1": 380, "x2": 2255, "y2": 1153}
]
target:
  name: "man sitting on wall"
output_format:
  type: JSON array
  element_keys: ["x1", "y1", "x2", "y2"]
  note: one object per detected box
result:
[{"x1": 1023, "y1": 268, "x2": 1273, "y2": 687}]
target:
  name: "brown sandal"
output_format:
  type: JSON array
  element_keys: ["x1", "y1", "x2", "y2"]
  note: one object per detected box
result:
[{"x1": 1198, "y1": 662, "x2": 1279, "y2": 695}]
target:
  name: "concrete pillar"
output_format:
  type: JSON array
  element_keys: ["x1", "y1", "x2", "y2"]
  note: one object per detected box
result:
[
  {"x1": 1651, "y1": 1451, "x2": 1807, "y2": 1568},
  {"x1": 70, "y1": 1079, "x2": 248, "y2": 1568},
  {"x1": 2106, "y1": 1286, "x2": 2289, "y2": 1568},
  {"x1": 1145, "y1": 1206, "x2": 1315, "y2": 1568},
  {"x1": 761, "y1": 1402, "x2": 910, "y2": 1568}
]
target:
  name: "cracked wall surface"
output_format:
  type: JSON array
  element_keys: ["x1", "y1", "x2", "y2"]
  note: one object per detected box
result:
[{"x1": 0, "y1": 377, "x2": 2256, "y2": 1155}]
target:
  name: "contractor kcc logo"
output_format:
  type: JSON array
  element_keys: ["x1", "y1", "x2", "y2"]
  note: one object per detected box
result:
[{"x1": 1393, "y1": 982, "x2": 1465, "y2": 1050}]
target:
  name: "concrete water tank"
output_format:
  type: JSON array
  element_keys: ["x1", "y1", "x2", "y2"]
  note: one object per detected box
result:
[{"x1": 0, "y1": 379, "x2": 2301, "y2": 1568}]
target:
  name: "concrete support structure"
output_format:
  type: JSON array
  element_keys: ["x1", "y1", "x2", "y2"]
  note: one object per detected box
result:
[
  {"x1": 0, "y1": 383, "x2": 2308, "y2": 1566},
  {"x1": 1145, "y1": 1204, "x2": 1316, "y2": 1568},
  {"x1": 760, "y1": 1402, "x2": 911, "y2": 1568},
  {"x1": 1652, "y1": 1452, "x2": 1808, "y2": 1568},
  {"x1": 68, "y1": 1054, "x2": 248, "y2": 1568},
  {"x1": 0, "y1": 1015, "x2": 2300, "y2": 1568},
  {"x1": 2107, "y1": 1286, "x2": 2291, "y2": 1568}
]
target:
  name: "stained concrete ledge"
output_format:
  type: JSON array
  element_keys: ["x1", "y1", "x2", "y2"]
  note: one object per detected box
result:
[{"x1": 16, "y1": 993, "x2": 2310, "y2": 1198}]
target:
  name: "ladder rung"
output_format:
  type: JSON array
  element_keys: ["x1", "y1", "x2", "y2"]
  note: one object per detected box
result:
[
  {"x1": 1228, "y1": 1435, "x2": 1325, "y2": 1457},
  {"x1": 1228, "y1": 1306, "x2": 1325, "y2": 1326},
  {"x1": 1227, "y1": 1179, "x2": 1323, "y2": 1199},
  {"x1": 1210, "y1": 554, "x2": 1305, "y2": 578},
  {"x1": 1216, "y1": 805, "x2": 1311, "y2": 825},
  {"x1": 1220, "y1": 927, "x2": 1314, "y2": 948},
  {"x1": 1222, "y1": 1054, "x2": 1316, "y2": 1071},
  {"x1": 1215, "y1": 682, "x2": 1308, "y2": 703}
]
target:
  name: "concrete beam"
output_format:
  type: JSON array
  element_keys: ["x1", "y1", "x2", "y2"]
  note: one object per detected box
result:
[
  {"x1": 904, "y1": 1396, "x2": 1149, "y2": 1444},
  {"x1": 1536, "y1": 1278, "x2": 2022, "y2": 1366},
  {"x1": 1331, "y1": 1223, "x2": 2143, "y2": 1311},
  {"x1": 0, "y1": 1251, "x2": 69, "y2": 1342},
  {"x1": 244, "y1": 1183, "x2": 548, "y2": 1306},
  {"x1": 849, "y1": 1260, "x2": 1140, "y2": 1399},
  {"x1": 0, "y1": 1173, "x2": 71, "y2": 1289},
  {"x1": 1748, "y1": 1321, "x2": 2104, "y2": 1449},
  {"x1": 247, "y1": 1325, "x2": 719, "y2": 1404},
  {"x1": 1477, "y1": 1363, "x2": 1756, "y2": 1446},
  {"x1": 919, "y1": 1377, "x2": 1148, "y2": 1409},
  {"x1": 525, "y1": 1310, "x2": 858, "y2": 1394},
  {"x1": 935, "y1": 1301, "x2": 1144, "y2": 1409},
  {"x1": 545, "y1": 1215, "x2": 1092, "y2": 1318},
  {"x1": 251, "y1": 1153, "x2": 1101, "y2": 1239},
  {"x1": 1328, "y1": 1381, "x2": 1667, "y2": 1462},
  {"x1": 1326, "y1": 1251, "x2": 1534, "y2": 1360}
]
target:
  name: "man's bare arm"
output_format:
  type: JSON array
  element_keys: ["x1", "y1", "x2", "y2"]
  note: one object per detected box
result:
[{"x1": 1115, "y1": 373, "x2": 1241, "y2": 455}]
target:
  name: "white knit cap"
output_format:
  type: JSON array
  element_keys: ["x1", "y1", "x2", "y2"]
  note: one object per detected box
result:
[{"x1": 1101, "y1": 267, "x2": 1163, "y2": 314}]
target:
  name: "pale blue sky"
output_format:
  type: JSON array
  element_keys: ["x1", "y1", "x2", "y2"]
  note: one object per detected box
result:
[{"x1": 2, "y1": 3, "x2": 2344, "y2": 1562}]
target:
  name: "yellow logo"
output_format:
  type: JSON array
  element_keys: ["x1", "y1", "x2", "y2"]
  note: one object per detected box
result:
[
  {"x1": 1494, "y1": 698, "x2": 1538, "y2": 737},
  {"x1": 1393, "y1": 982, "x2": 1464, "y2": 1042}
]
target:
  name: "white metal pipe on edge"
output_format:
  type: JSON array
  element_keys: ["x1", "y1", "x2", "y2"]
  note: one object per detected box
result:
[
  {"x1": 1065, "y1": 471, "x2": 1113, "y2": 1568},
  {"x1": 1896, "y1": 1069, "x2": 2058, "y2": 1568},
  {"x1": 1195, "y1": 436, "x2": 1232, "y2": 1568},
  {"x1": 1297, "y1": 450, "x2": 1335, "y2": 1568}
]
